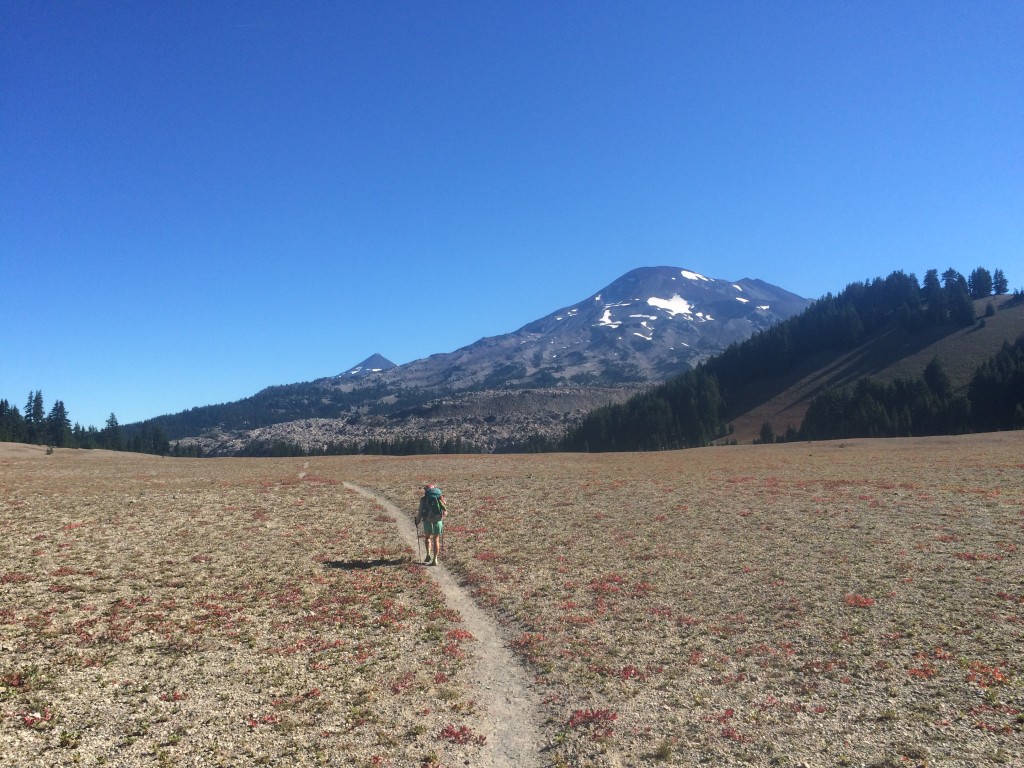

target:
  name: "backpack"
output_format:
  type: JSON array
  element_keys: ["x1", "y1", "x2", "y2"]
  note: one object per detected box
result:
[{"x1": 424, "y1": 487, "x2": 445, "y2": 520}]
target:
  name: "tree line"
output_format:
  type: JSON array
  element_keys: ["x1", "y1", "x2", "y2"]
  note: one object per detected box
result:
[
  {"x1": 235, "y1": 435, "x2": 485, "y2": 457},
  {"x1": 561, "y1": 265, "x2": 1019, "y2": 451},
  {"x1": 0, "y1": 392, "x2": 171, "y2": 455},
  {"x1": 142, "y1": 381, "x2": 434, "y2": 441}
]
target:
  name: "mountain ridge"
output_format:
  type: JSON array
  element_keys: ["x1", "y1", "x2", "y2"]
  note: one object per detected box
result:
[
  {"x1": 158, "y1": 266, "x2": 811, "y2": 454},
  {"x1": 318, "y1": 266, "x2": 811, "y2": 392}
]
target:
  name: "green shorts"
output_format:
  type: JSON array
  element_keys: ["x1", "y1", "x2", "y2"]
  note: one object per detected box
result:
[{"x1": 422, "y1": 518, "x2": 443, "y2": 536}]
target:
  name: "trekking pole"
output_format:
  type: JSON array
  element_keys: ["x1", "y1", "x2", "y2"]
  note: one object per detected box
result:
[
  {"x1": 416, "y1": 519, "x2": 421, "y2": 562},
  {"x1": 441, "y1": 504, "x2": 447, "y2": 560}
]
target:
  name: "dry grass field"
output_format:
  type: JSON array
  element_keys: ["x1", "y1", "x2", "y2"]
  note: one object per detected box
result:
[{"x1": 2, "y1": 433, "x2": 1022, "y2": 767}]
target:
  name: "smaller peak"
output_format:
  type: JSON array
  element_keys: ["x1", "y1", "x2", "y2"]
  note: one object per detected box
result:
[{"x1": 337, "y1": 353, "x2": 397, "y2": 379}]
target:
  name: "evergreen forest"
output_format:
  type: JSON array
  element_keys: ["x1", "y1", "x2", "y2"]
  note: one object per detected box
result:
[{"x1": 0, "y1": 392, "x2": 180, "y2": 456}]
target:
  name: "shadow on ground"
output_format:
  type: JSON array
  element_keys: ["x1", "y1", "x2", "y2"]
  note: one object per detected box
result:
[{"x1": 322, "y1": 558, "x2": 407, "y2": 571}]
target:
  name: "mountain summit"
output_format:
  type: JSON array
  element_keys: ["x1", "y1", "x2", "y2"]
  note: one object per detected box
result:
[{"x1": 336, "y1": 353, "x2": 397, "y2": 379}]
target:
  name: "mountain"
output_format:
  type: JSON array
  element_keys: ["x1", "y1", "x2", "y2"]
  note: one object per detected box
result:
[
  {"x1": 319, "y1": 267, "x2": 811, "y2": 391},
  {"x1": 157, "y1": 266, "x2": 811, "y2": 454},
  {"x1": 335, "y1": 353, "x2": 397, "y2": 380}
]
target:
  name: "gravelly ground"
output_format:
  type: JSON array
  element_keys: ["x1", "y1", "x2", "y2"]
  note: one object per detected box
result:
[{"x1": 2, "y1": 432, "x2": 1022, "y2": 767}]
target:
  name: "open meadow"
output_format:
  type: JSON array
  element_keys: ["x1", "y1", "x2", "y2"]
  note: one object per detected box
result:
[{"x1": 2, "y1": 434, "x2": 1022, "y2": 767}]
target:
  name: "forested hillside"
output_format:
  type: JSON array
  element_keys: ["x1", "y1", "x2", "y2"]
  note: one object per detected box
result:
[{"x1": 562, "y1": 267, "x2": 1022, "y2": 451}]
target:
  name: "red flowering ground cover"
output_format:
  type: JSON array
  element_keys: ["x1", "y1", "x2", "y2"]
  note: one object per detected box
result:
[
  {"x1": 352, "y1": 433, "x2": 1023, "y2": 767},
  {"x1": 2, "y1": 431, "x2": 1022, "y2": 767},
  {"x1": 0, "y1": 453, "x2": 481, "y2": 766}
]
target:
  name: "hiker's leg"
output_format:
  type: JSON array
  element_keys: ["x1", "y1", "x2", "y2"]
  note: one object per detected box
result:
[
  {"x1": 423, "y1": 525, "x2": 433, "y2": 561},
  {"x1": 428, "y1": 521, "x2": 440, "y2": 561}
]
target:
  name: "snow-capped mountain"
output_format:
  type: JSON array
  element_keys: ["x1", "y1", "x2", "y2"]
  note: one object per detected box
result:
[
  {"x1": 172, "y1": 266, "x2": 812, "y2": 454},
  {"x1": 326, "y1": 266, "x2": 811, "y2": 391}
]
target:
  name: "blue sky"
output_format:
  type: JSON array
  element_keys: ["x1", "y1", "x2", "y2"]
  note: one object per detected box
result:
[{"x1": 3, "y1": 1, "x2": 1021, "y2": 429}]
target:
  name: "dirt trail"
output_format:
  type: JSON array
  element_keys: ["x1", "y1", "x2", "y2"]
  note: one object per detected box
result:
[{"x1": 343, "y1": 482, "x2": 546, "y2": 768}]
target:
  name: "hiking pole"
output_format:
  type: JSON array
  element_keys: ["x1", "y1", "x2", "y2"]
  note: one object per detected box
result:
[
  {"x1": 441, "y1": 504, "x2": 447, "y2": 561},
  {"x1": 416, "y1": 518, "x2": 421, "y2": 562}
]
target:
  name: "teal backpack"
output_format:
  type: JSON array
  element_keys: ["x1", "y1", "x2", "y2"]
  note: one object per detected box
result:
[{"x1": 424, "y1": 487, "x2": 445, "y2": 520}]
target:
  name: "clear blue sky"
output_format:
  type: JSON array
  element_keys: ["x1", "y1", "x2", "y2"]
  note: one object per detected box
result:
[{"x1": 2, "y1": 1, "x2": 1021, "y2": 429}]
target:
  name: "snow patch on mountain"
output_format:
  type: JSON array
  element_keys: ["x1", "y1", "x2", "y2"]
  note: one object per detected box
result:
[
  {"x1": 647, "y1": 294, "x2": 693, "y2": 317},
  {"x1": 681, "y1": 269, "x2": 711, "y2": 282}
]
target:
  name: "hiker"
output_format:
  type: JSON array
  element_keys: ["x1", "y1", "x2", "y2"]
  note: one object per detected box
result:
[{"x1": 415, "y1": 484, "x2": 447, "y2": 565}]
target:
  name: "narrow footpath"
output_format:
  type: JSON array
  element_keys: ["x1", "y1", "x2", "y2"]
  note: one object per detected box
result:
[{"x1": 343, "y1": 482, "x2": 547, "y2": 768}]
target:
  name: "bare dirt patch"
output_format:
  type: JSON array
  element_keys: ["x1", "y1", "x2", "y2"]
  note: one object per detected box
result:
[{"x1": 2, "y1": 434, "x2": 1022, "y2": 767}]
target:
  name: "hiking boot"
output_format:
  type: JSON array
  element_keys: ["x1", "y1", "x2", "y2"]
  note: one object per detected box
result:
[
  {"x1": 428, "y1": 557, "x2": 438, "y2": 566},
  {"x1": 423, "y1": 554, "x2": 433, "y2": 564}
]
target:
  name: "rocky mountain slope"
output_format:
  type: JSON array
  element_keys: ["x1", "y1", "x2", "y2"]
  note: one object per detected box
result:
[
  {"x1": 170, "y1": 266, "x2": 811, "y2": 455},
  {"x1": 319, "y1": 266, "x2": 810, "y2": 391}
]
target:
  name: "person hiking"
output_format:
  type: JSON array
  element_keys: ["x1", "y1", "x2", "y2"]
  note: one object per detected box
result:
[{"x1": 415, "y1": 484, "x2": 447, "y2": 565}]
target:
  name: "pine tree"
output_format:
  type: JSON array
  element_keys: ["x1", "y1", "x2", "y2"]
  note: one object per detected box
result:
[
  {"x1": 101, "y1": 413, "x2": 123, "y2": 451},
  {"x1": 943, "y1": 271, "x2": 975, "y2": 327},
  {"x1": 923, "y1": 358, "x2": 952, "y2": 401},
  {"x1": 0, "y1": 399, "x2": 26, "y2": 442},
  {"x1": 46, "y1": 400, "x2": 73, "y2": 447},
  {"x1": 993, "y1": 268, "x2": 1009, "y2": 295},
  {"x1": 24, "y1": 391, "x2": 45, "y2": 444},
  {"x1": 968, "y1": 267, "x2": 993, "y2": 299},
  {"x1": 921, "y1": 269, "x2": 946, "y2": 324}
]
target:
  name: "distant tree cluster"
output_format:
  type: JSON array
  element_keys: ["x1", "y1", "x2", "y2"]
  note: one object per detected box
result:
[
  {"x1": 234, "y1": 435, "x2": 485, "y2": 457},
  {"x1": 560, "y1": 265, "x2": 1017, "y2": 452},
  {"x1": 967, "y1": 337, "x2": 1024, "y2": 431},
  {"x1": 561, "y1": 369, "x2": 725, "y2": 451},
  {"x1": 799, "y1": 359, "x2": 971, "y2": 439},
  {"x1": 0, "y1": 391, "x2": 169, "y2": 456},
  {"x1": 794, "y1": 339, "x2": 1024, "y2": 439}
]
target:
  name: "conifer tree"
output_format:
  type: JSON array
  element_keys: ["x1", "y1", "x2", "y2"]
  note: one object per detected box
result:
[
  {"x1": 101, "y1": 413, "x2": 123, "y2": 451},
  {"x1": 921, "y1": 269, "x2": 946, "y2": 324},
  {"x1": 993, "y1": 268, "x2": 1009, "y2": 295},
  {"x1": 923, "y1": 358, "x2": 952, "y2": 400},
  {"x1": 942, "y1": 270, "x2": 975, "y2": 326},
  {"x1": 0, "y1": 399, "x2": 26, "y2": 442},
  {"x1": 46, "y1": 400, "x2": 73, "y2": 447},
  {"x1": 24, "y1": 391, "x2": 45, "y2": 443},
  {"x1": 968, "y1": 267, "x2": 993, "y2": 299}
]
